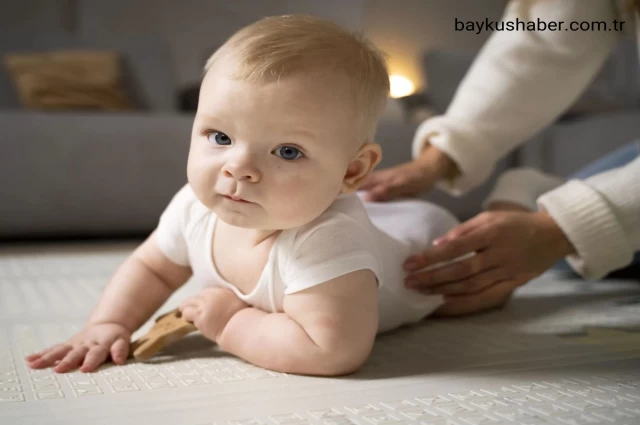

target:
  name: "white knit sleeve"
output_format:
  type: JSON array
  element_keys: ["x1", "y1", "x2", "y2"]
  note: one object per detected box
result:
[
  {"x1": 537, "y1": 156, "x2": 640, "y2": 279},
  {"x1": 413, "y1": 0, "x2": 619, "y2": 195}
]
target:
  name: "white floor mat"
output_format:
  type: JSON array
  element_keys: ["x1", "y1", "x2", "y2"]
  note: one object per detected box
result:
[{"x1": 1, "y1": 242, "x2": 640, "y2": 425}]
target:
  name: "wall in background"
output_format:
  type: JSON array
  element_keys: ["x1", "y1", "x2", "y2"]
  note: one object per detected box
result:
[
  {"x1": 0, "y1": 0, "x2": 507, "y2": 90},
  {"x1": 362, "y1": 0, "x2": 507, "y2": 90},
  {"x1": 0, "y1": 0, "x2": 74, "y2": 32},
  {"x1": 77, "y1": 0, "x2": 365, "y2": 87}
]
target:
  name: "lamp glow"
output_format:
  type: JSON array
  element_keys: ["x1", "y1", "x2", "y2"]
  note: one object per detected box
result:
[{"x1": 389, "y1": 75, "x2": 415, "y2": 98}]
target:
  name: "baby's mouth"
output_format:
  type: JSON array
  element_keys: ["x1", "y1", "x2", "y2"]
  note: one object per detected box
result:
[{"x1": 224, "y1": 195, "x2": 250, "y2": 203}]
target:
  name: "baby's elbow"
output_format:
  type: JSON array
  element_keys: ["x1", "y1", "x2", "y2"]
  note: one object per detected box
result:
[
  {"x1": 312, "y1": 342, "x2": 373, "y2": 377},
  {"x1": 326, "y1": 353, "x2": 369, "y2": 376},
  {"x1": 315, "y1": 323, "x2": 377, "y2": 376}
]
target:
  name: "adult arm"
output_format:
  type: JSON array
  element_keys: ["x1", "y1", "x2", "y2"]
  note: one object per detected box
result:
[
  {"x1": 413, "y1": 0, "x2": 620, "y2": 194},
  {"x1": 406, "y1": 155, "x2": 640, "y2": 315},
  {"x1": 538, "y1": 155, "x2": 640, "y2": 278}
]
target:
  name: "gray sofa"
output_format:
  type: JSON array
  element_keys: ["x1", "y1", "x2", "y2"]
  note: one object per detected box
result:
[
  {"x1": 0, "y1": 31, "x2": 435, "y2": 240},
  {"x1": 2, "y1": 33, "x2": 639, "y2": 239},
  {"x1": 0, "y1": 32, "x2": 194, "y2": 239}
]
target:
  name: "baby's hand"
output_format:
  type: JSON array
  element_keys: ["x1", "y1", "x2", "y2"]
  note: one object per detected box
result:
[
  {"x1": 179, "y1": 288, "x2": 248, "y2": 342},
  {"x1": 25, "y1": 323, "x2": 131, "y2": 373}
]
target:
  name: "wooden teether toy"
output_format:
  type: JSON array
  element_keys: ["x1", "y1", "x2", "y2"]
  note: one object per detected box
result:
[{"x1": 130, "y1": 308, "x2": 197, "y2": 361}]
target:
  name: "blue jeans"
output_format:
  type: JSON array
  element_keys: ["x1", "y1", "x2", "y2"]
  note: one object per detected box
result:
[{"x1": 554, "y1": 141, "x2": 640, "y2": 274}]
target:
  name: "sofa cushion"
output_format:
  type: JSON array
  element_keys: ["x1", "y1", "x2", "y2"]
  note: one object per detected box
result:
[
  {"x1": 0, "y1": 31, "x2": 177, "y2": 111},
  {"x1": 0, "y1": 32, "x2": 75, "y2": 109},
  {"x1": 4, "y1": 50, "x2": 135, "y2": 111}
]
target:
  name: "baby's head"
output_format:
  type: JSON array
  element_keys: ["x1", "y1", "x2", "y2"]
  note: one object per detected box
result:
[{"x1": 187, "y1": 15, "x2": 389, "y2": 230}]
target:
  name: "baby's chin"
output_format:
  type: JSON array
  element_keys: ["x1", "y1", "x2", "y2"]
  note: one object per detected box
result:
[
  {"x1": 215, "y1": 208, "x2": 320, "y2": 231},
  {"x1": 214, "y1": 207, "x2": 280, "y2": 230},
  {"x1": 214, "y1": 208, "x2": 260, "y2": 228}
]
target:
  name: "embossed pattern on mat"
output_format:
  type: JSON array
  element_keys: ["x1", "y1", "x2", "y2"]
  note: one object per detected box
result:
[{"x1": 1, "y1": 242, "x2": 640, "y2": 425}]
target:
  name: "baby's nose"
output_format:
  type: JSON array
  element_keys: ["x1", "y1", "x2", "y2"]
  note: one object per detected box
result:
[{"x1": 221, "y1": 162, "x2": 261, "y2": 183}]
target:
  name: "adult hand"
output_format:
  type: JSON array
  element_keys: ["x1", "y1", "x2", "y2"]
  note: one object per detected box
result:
[
  {"x1": 433, "y1": 280, "x2": 517, "y2": 316},
  {"x1": 403, "y1": 210, "x2": 576, "y2": 315},
  {"x1": 360, "y1": 145, "x2": 456, "y2": 202}
]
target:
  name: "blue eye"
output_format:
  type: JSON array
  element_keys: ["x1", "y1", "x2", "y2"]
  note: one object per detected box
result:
[
  {"x1": 274, "y1": 146, "x2": 303, "y2": 161},
  {"x1": 208, "y1": 131, "x2": 231, "y2": 145}
]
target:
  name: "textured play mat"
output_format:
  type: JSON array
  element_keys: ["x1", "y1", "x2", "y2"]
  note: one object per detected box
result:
[{"x1": 1, "y1": 242, "x2": 640, "y2": 425}]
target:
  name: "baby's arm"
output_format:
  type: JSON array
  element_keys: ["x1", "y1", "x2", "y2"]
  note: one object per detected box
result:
[
  {"x1": 86, "y1": 231, "x2": 191, "y2": 331},
  {"x1": 217, "y1": 269, "x2": 378, "y2": 376},
  {"x1": 26, "y1": 231, "x2": 192, "y2": 373}
]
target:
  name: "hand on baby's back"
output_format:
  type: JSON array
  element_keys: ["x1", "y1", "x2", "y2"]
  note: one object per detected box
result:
[{"x1": 24, "y1": 323, "x2": 131, "y2": 373}]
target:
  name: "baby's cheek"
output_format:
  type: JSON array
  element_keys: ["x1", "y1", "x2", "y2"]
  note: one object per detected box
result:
[
  {"x1": 187, "y1": 159, "x2": 207, "y2": 190},
  {"x1": 188, "y1": 161, "x2": 217, "y2": 202},
  {"x1": 275, "y1": 178, "x2": 336, "y2": 220}
]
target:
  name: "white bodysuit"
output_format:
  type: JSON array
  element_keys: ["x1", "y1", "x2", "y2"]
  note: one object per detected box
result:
[{"x1": 156, "y1": 184, "x2": 459, "y2": 333}]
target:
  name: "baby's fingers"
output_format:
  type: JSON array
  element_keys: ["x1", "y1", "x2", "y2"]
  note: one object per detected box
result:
[
  {"x1": 25, "y1": 352, "x2": 41, "y2": 362},
  {"x1": 110, "y1": 338, "x2": 129, "y2": 365},
  {"x1": 54, "y1": 346, "x2": 90, "y2": 373},
  {"x1": 25, "y1": 345, "x2": 55, "y2": 363},
  {"x1": 27, "y1": 344, "x2": 72, "y2": 369},
  {"x1": 180, "y1": 305, "x2": 200, "y2": 324},
  {"x1": 179, "y1": 296, "x2": 200, "y2": 312},
  {"x1": 79, "y1": 345, "x2": 110, "y2": 373}
]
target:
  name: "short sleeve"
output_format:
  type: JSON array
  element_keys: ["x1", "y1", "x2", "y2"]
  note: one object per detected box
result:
[
  {"x1": 155, "y1": 183, "x2": 196, "y2": 266},
  {"x1": 282, "y1": 213, "x2": 382, "y2": 295}
]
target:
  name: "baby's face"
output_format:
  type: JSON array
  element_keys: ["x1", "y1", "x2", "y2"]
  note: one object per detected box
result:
[{"x1": 188, "y1": 63, "x2": 361, "y2": 230}]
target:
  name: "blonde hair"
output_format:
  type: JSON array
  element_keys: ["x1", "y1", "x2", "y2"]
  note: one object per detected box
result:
[{"x1": 205, "y1": 15, "x2": 389, "y2": 141}]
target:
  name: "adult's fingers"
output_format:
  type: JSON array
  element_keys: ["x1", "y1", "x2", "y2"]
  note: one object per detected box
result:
[
  {"x1": 404, "y1": 231, "x2": 487, "y2": 273},
  {"x1": 433, "y1": 280, "x2": 517, "y2": 317},
  {"x1": 362, "y1": 163, "x2": 430, "y2": 203},
  {"x1": 54, "y1": 346, "x2": 90, "y2": 373},
  {"x1": 425, "y1": 267, "x2": 507, "y2": 296},
  {"x1": 362, "y1": 172, "x2": 404, "y2": 202},
  {"x1": 362, "y1": 184, "x2": 390, "y2": 202},
  {"x1": 80, "y1": 345, "x2": 110, "y2": 373},
  {"x1": 110, "y1": 338, "x2": 129, "y2": 365},
  {"x1": 432, "y1": 214, "x2": 486, "y2": 245},
  {"x1": 406, "y1": 251, "x2": 488, "y2": 289},
  {"x1": 359, "y1": 171, "x2": 383, "y2": 191},
  {"x1": 27, "y1": 344, "x2": 72, "y2": 369}
]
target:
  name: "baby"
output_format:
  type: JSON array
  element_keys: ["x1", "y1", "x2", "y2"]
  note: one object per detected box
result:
[{"x1": 25, "y1": 15, "x2": 458, "y2": 376}]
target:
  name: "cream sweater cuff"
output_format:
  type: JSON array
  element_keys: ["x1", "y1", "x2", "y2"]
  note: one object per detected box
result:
[
  {"x1": 537, "y1": 180, "x2": 634, "y2": 280},
  {"x1": 412, "y1": 117, "x2": 497, "y2": 196}
]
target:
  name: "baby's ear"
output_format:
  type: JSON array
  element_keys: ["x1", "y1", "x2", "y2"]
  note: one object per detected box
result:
[{"x1": 341, "y1": 143, "x2": 382, "y2": 193}]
